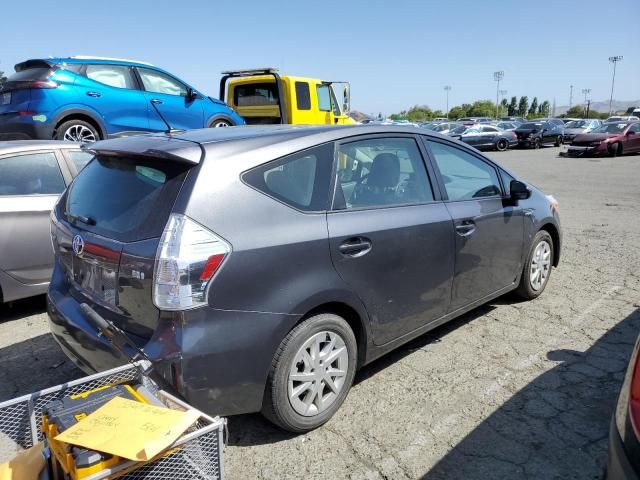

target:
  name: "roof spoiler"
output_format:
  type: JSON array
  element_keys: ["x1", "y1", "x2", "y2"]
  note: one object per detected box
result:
[
  {"x1": 14, "y1": 59, "x2": 55, "y2": 72},
  {"x1": 82, "y1": 135, "x2": 204, "y2": 165}
]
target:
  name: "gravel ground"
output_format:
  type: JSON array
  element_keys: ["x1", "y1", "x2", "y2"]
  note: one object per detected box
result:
[{"x1": 1, "y1": 146, "x2": 639, "y2": 479}]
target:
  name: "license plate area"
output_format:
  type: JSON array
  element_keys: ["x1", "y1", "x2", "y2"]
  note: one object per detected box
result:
[{"x1": 72, "y1": 256, "x2": 118, "y2": 306}]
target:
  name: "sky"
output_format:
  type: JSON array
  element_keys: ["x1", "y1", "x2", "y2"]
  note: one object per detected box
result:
[{"x1": 1, "y1": 0, "x2": 639, "y2": 116}]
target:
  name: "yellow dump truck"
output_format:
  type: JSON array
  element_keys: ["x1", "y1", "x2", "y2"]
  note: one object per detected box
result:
[{"x1": 220, "y1": 68, "x2": 355, "y2": 125}]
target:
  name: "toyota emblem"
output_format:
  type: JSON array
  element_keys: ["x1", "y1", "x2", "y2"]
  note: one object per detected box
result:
[{"x1": 72, "y1": 234, "x2": 85, "y2": 256}]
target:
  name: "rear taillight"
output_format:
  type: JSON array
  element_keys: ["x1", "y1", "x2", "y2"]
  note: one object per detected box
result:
[
  {"x1": 630, "y1": 352, "x2": 640, "y2": 437},
  {"x1": 153, "y1": 214, "x2": 231, "y2": 311},
  {"x1": 31, "y1": 80, "x2": 58, "y2": 89}
]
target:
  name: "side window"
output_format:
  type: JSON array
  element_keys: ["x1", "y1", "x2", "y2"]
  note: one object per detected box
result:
[
  {"x1": 316, "y1": 84, "x2": 331, "y2": 112},
  {"x1": 85, "y1": 64, "x2": 135, "y2": 89},
  {"x1": 335, "y1": 137, "x2": 434, "y2": 210},
  {"x1": 428, "y1": 141, "x2": 502, "y2": 201},
  {"x1": 67, "y1": 150, "x2": 94, "y2": 173},
  {"x1": 500, "y1": 170, "x2": 515, "y2": 196},
  {"x1": 482, "y1": 127, "x2": 497, "y2": 132},
  {"x1": 295, "y1": 82, "x2": 311, "y2": 110},
  {"x1": 629, "y1": 123, "x2": 640, "y2": 133},
  {"x1": 137, "y1": 68, "x2": 187, "y2": 96},
  {"x1": 0, "y1": 152, "x2": 65, "y2": 196},
  {"x1": 234, "y1": 83, "x2": 279, "y2": 106},
  {"x1": 242, "y1": 143, "x2": 334, "y2": 211}
]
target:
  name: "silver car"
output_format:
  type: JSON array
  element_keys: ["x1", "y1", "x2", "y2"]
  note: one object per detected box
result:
[
  {"x1": 563, "y1": 119, "x2": 602, "y2": 144},
  {"x1": 0, "y1": 141, "x2": 92, "y2": 303}
]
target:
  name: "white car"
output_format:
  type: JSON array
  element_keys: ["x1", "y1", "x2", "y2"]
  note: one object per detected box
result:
[{"x1": 605, "y1": 115, "x2": 640, "y2": 123}]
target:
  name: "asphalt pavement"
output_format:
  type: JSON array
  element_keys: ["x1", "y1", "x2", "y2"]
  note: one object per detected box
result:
[{"x1": 1, "y1": 145, "x2": 639, "y2": 479}]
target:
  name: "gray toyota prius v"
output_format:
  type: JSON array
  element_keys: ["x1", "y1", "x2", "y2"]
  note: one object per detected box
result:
[{"x1": 47, "y1": 125, "x2": 561, "y2": 432}]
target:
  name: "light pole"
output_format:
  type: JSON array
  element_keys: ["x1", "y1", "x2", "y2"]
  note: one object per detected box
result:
[
  {"x1": 444, "y1": 85, "x2": 451, "y2": 118},
  {"x1": 582, "y1": 88, "x2": 591, "y2": 117},
  {"x1": 498, "y1": 90, "x2": 507, "y2": 117},
  {"x1": 608, "y1": 55, "x2": 623, "y2": 115},
  {"x1": 494, "y1": 71, "x2": 504, "y2": 119},
  {"x1": 569, "y1": 85, "x2": 573, "y2": 110}
]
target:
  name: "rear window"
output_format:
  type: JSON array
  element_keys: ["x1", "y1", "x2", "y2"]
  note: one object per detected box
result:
[
  {"x1": 64, "y1": 156, "x2": 189, "y2": 242},
  {"x1": 520, "y1": 123, "x2": 542, "y2": 129},
  {"x1": 234, "y1": 83, "x2": 279, "y2": 107},
  {"x1": 6, "y1": 67, "x2": 52, "y2": 82}
]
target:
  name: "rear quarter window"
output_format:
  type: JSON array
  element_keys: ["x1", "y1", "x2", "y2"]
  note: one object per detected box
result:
[{"x1": 242, "y1": 143, "x2": 334, "y2": 212}]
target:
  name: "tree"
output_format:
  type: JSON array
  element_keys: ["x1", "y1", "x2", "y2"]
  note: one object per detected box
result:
[
  {"x1": 0, "y1": 69, "x2": 6, "y2": 84},
  {"x1": 467, "y1": 100, "x2": 495, "y2": 117},
  {"x1": 508, "y1": 96, "x2": 517, "y2": 116},
  {"x1": 447, "y1": 105, "x2": 467, "y2": 120},
  {"x1": 500, "y1": 98, "x2": 508, "y2": 117},
  {"x1": 517, "y1": 96, "x2": 529, "y2": 116},
  {"x1": 528, "y1": 97, "x2": 538, "y2": 116},
  {"x1": 563, "y1": 105, "x2": 584, "y2": 118}
]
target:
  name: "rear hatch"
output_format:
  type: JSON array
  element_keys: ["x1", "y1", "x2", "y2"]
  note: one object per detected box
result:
[
  {"x1": 0, "y1": 60, "x2": 56, "y2": 114},
  {"x1": 52, "y1": 154, "x2": 193, "y2": 340}
]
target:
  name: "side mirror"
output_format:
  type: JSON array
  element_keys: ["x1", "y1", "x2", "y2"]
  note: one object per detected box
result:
[
  {"x1": 342, "y1": 85, "x2": 350, "y2": 114},
  {"x1": 510, "y1": 180, "x2": 531, "y2": 200},
  {"x1": 187, "y1": 88, "x2": 199, "y2": 100}
]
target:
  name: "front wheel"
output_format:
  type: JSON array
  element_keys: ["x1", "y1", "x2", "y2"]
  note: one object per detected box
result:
[
  {"x1": 533, "y1": 138, "x2": 541, "y2": 149},
  {"x1": 262, "y1": 313, "x2": 357, "y2": 433},
  {"x1": 608, "y1": 142, "x2": 622, "y2": 157},
  {"x1": 555, "y1": 135, "x2": 562, "y2": 147},
  {"x1": 209, "y1": 118, "x2": 233, "y2": 128},
  {"x1": 496, "y1": 138, "x2": 508, "y2": 151},
  {"x1": 515, "y1": 230, "x2": 554, "y2": 300}
]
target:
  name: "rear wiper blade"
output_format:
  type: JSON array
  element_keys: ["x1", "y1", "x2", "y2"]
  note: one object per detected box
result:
[{"x1": 67, "y1": 213, "x2": 96, "y2": 226}]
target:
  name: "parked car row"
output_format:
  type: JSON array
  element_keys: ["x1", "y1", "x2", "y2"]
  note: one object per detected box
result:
[{"x1": 566, "y1": 121, "x2": 640, "y2": 157}]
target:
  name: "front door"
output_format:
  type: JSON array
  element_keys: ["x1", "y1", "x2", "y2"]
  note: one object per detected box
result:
[
  {"x1": 76, "y1": 64, "x2": 150, "y2": 136},
  {"x1": 0, "y1": 151, "x2": 68, "y2": 287},
  {"x1": 425, "y1": 140, "x2": 524, "y2": 311},
  {"x1": 327, "y1": 135, "x2": 455, "y2": 345},
  {"x1": 136, "y1": 67, "x2": 204, "y2": 131}
]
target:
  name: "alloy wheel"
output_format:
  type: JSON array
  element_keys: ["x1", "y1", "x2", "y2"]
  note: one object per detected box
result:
[
  {"x1": 213, "y1": 120, "x2": 231, "y2": 127},
  {"x1": 288, "y1": 331, "x2": 349, "y2": 416},
  {"x1": 63, "y1": 125, "x2": 97, "y2": 143},
  {"x1": 530, "y1": 240, "x2": 551, "y2": 291}
]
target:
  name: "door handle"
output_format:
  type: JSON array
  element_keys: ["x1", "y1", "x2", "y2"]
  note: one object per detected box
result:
[
  {"x1": 86, "y1": 91, "x2": 101, "y2": 97},
  {"x1": 338, "y1": 237, "x2": 372, "y2": 257},
  {"x1": 455, "y1": 221, "x2": 476, "y2": 237},
  {"x1": 151, "y1": 98, "x2": 163, "y2": 104}
]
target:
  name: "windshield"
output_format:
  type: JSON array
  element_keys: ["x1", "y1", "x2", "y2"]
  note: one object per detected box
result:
[
  {"x1": 593, "y1": 123, "x2": 627, "y2": 134},
  {"x1": 565, "y1": 120, "x2": 588, "y2": 128}
]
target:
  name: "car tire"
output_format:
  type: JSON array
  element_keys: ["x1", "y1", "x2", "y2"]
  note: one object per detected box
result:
[
  {"x1": 515, "y1": 230, "x2": 554, "y2": 300},
  {"x1": 208, "y1": 118, "x2": 233, "y2": 128},
  {"x1": 608, "y1": 142, "x2": 623, "y2": 157},
  {"x1": 55, "y1": 120, "x2": 100, "y2": 143},
  {"x1": 555, "y1": 135, "x2": 562, "y2": 147},
  {"x1": 533, "y1": 138, "x2": 541, "y2": 149},
  {"x1": 262, "y1": 313, "x2": 357, "y2": 433},
  {"x1": 496, "y1": 139, "x2": 508, "y2": 151}
]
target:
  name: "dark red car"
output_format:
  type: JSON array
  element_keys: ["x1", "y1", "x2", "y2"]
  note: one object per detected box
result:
[{"x1": 567, "y1": 121, "x2": 640, "y2": 157}]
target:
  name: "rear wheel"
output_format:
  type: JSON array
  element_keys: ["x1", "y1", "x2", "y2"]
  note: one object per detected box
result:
[
  {"x1": 496, "y1": 139, "x2": 508, "y2": 151},
  {"x1": 55, "y1": 120, "x2": 99, "y2": 143},
  {"x1": 515, "y1": 230, "x2": 554, "y2": 300},
  {"x1": 262, "y1": 313, "x2": 357, "y2": 433}
]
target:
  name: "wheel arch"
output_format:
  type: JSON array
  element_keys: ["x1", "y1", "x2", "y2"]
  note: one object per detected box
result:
[
  {"x1": 540, "y1": 222, "x2": 561, "y2": 267},
  {"x1": 53, "y1": 109, "x2": 106, "y2": 139},
  {"x1": 294, "y1": 301, "x2": 369, "y2": 368}
]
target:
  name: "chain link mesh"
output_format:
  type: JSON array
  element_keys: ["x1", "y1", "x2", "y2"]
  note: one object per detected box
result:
[{"x1": 0, "y1": 364, "x2": 222, "y2": 479}]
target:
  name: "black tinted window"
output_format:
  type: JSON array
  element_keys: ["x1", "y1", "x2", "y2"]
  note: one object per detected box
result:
[
  {"x1": 243, "y1": 143, "x2": 334, "y2": 211},
  {"x1": 234, "y1": 83, "x2": 279, "y2": 106},
  {"x1": 0, "y1": 152, "x2": 65, "y2": 196},
  {"x1": 6, "y1": 68, "x2": 52, "y2": 82},
  {"x1": 295, "y1": 82, "x2": 311, "y2": 110},
  {"x1": 335, "y1": 137, "x2": 434, "y2": 209},
  {"x1": 428, "y1": 141, "x2": 502, "y2": 201},
  {"x1": 65, "y1": 156, "x2": 189, "y2": 242}
]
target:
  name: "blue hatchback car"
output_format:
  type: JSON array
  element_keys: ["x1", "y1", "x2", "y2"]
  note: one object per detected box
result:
[{"x1": 0, "y1": 57, "x2": 244, "y2": 142}]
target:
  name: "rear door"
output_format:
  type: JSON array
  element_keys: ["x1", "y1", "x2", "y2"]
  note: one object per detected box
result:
[
  {"x1": 424, "y1": 139, "x2": 524, "y2": 311},
  {"x1": 0, "y1": 150, "x2": 70, "y2": 287},
  {"x1": 135, "y1": 67, "x2": 204, "y2": 130},
  {"x1": 327, "y1": 135, "x2": 455, "y2": 345},
  {"x1": 625, "y1": 123, "x2": 640, "y2": 152},
  {"x1": 74, "y1": 63, "x2": 150, "y2": 135}
]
